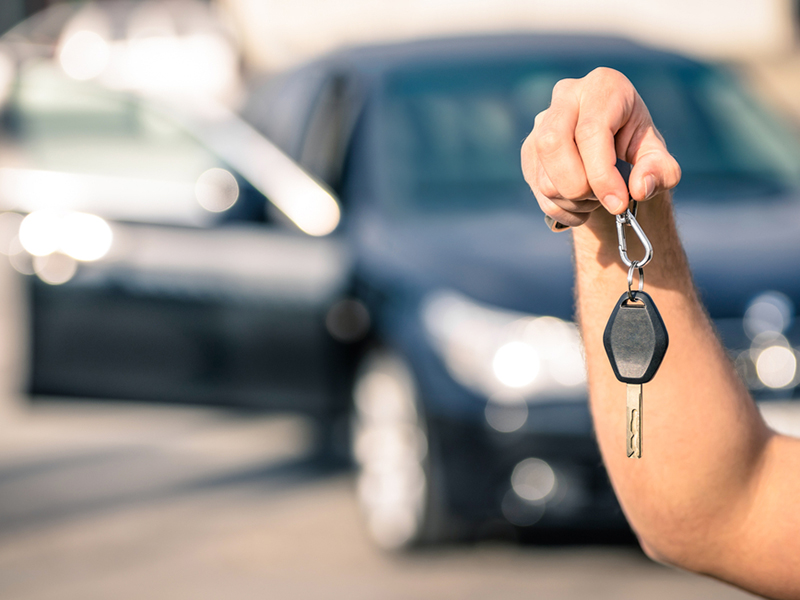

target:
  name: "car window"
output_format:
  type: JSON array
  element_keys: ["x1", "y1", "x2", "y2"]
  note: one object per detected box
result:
[
  {"x1": 299, "y1": 74, "x2": 352, "y2": 192},
  {"x1": 373, "y1": 58, "x2": 800, "y2": 216},
  {"x1": 241, "y1": 64, "x2": 329, "y2": 161},
  {"x1": 2, "y1": 62, "x2": 264, "y2": 227}
]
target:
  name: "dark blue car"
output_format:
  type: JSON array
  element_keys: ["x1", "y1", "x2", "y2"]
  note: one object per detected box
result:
[
  {"x1": 10, "y1": 33, "x2": 800, "y2": 550},
  {"x1": 242, "y1": 34, "x2": 800, "y2": 548}
]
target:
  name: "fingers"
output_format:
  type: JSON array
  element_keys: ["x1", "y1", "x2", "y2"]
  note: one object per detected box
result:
[
  {"x1": 572, "y1": 69, "x2": 638, "y2": 214},
  {"x1": 554, "y1": 198, "x2": 602, "y2": 213},
  {"x1": 521, "y1": 67, "x2": 682, "y2": 229},
  {"x1": 575, "y1": 118, "x2": 629, "y2": 214},
  {"x1": 534, "y1": 81, "x2": 593, "y2": 202},
  {"x1": 538, "y1": 196, "x2": 592, "y2": 227},
  {"x1": 522, "y1": 125, "x2": 600, "y2": 227}
]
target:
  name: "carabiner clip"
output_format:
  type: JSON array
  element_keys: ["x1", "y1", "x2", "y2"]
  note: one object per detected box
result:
[{"x1": 615, "y1": 201, "x2": 653, "y2": 269}]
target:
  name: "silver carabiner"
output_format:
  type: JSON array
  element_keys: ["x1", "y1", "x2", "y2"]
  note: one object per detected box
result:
[{"x1": 615, "y1": 201, "x2": 653, "y2": 269}]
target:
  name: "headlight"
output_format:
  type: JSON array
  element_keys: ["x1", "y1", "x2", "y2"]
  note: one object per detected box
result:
[
  {"x1": 10, "y1": 210, "x2": 114, "y2": 285},
  {"x1": 422, "y1": 290, "x2": 586, "y2": 402},
  {"x1": 19, "y1": 210, "x2": 113, "y2": 261}
]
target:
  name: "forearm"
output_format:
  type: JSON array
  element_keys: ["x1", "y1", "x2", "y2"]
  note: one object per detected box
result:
[
  {"x1": 523, "y1": 68, "x2": 800, "y2": 596},
  {"x1": 572, "y1": 193, "x2": 772, "y2": 571}
]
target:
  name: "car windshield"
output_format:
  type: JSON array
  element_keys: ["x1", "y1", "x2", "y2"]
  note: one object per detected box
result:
[{"x1": 375, "y1": 58, "x2": 800, "y2": 214}]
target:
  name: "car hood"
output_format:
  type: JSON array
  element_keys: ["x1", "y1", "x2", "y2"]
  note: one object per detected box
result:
[
  {"x1": 355, "y1": 209, "x2": 575, "y2": 319},
  {"x1": 354, "y1": 195, "x2": 800, "y2": 323},
  {"x1": 677, "y1": 197, "x2": 800, "y2": 318}
]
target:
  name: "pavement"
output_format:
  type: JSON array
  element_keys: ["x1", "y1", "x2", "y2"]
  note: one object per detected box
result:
[{"x1": 0, "y1": 398, "x2": 758, "y2": 600}]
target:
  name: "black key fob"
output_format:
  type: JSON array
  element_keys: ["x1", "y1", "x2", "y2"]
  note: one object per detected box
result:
[{"x1": 603, "y1": 291, "x2": 669, "y2": 385}]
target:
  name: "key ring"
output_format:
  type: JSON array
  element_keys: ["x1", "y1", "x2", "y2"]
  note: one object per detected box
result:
[
  {"x1": 616, "y1": 201, "x2": 653, "y2": 269},
  {"x1": 627, "y1": 264, "x2": 644, "y2": 302}
]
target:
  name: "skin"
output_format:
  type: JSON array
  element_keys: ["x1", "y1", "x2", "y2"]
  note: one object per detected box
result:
[{"x1": 521, "y1": 67, "x2": 800, "y2": 599}]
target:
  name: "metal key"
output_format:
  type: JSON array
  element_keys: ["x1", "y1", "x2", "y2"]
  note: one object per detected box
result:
[{"x1": 603, "y1": 290, "x2": 669, "y2": 458}]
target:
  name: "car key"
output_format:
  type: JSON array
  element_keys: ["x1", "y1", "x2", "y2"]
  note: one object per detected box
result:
[
  {"x1": 603, "y1": 290, "x2": 668, "y2": 458},
  {"x1": 602, "y1": 160, "x2": 668, "y2": 458}
]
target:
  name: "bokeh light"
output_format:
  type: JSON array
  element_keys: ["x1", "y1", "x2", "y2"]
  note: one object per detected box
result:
[
  {"x1": 511, "y1": 458, "x2": 557, "y2": 503},
  {"x1": 485, "y1": 394, "x2": 528, "y2": 433},
  {"x1": 195, "y1": 168, "x2": 239, "y2": 212},
  {"x1": 59, "y1": 212, "x2": 113, "y2": 261},
  {"x1": 33, "y1": 253, "x2": 78, "y2": 285},
  {"x1": 492, "y1": 341, "x2": 540, "y2": 388},
  {"x1": 325, "y1": 298, "x2": 371, "y2": 343},
  {"x1": 19, "y1": 211, "x2": 62, "y2": 256},
  {"x1": 19, "y1": 211, "x2": 112, "y2": 262},
  {"x1": 756, "y1": 345, "x2": 797, "y2": 389},
  {"x1": 744, "y1": 291, "x2": 794, "y2": 339},
  {"x1": 120, "y1": 34, "x2": 239, "y2": 98},
  {"x1": 58, "y1": 30, "x2": 111, "y2": 81},
  {"x1": 8, "y1": 237, "x2": 34, "y2": 275}
]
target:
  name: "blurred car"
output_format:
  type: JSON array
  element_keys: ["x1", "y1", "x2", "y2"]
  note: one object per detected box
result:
[
  {"x1": 5, "y1": 32, "x2": 800, "y2": 551},
  {"x1": 0, "y1": 56, "x2": 355, "y2": 425},
  {"x1": 241, "y1": 34, "x2": 800, "y2": 548}
]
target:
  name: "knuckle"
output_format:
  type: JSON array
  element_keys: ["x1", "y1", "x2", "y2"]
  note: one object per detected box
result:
[
  {"x1": 586, "y1": 66, "x2": 627, "y2": 87},
  {"x1": 584, "y1": 167, "x2": 616, "y2": 194},
  {"x1": 599, "y1": 66, "x2": 621, "y2": 80},
  {"x1": 551, "y1": 78, "x2": 576, "y2": 98},
  {"x1": 534, "y1": 127, "x2": 562, "y2": 157},
  {"x1": 537, "y1": 195, "x2": 559, "y2": 215},
  {"x1": 561, "y1": 181, "x2": 592, "y2": 201},
  {"x1": 538, "y1": 176, "x2": 559, "y2": 199}
]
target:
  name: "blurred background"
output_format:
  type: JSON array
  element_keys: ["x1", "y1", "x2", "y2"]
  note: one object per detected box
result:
[{"x1": 2, "y1": 1, "x2": 800, "y2": 598}]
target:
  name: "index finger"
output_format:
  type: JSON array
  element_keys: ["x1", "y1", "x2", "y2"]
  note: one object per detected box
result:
[
  {"x1": 572, "y1": 69, "x2": 640, "y2": 214},
  {"x1": 574, "y1": 108, "x2": 630, "y2": 215}
]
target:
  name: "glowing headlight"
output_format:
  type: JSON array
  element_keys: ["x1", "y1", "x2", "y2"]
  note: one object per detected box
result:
[
  {"x1": 19, "y1": 210, "x2": 113, "y2": 262},
  {"x1": 492, "y1": 341, "x2": 540, "y2": 388},
  {"x1": 422, "y1": 290, "x2": 586, "y2": 402}
]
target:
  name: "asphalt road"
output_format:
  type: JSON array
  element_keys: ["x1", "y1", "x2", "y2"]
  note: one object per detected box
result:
[{"x1": 0, "y1": 399, "x2": 758, "y2": 600}]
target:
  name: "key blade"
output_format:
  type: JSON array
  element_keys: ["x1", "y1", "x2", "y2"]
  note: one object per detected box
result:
[{"x1": 626, "y1": 384, "x2": 642, "y2": 458}]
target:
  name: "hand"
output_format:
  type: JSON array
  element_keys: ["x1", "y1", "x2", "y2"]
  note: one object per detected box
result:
[{"x1": 521, "y1": 67, "x2": 681, "y2": 228}]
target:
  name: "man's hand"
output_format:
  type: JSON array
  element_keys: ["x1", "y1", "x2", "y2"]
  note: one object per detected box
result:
[{"x1": 521, "y1": 67, "x2": 681, "y2": 228}]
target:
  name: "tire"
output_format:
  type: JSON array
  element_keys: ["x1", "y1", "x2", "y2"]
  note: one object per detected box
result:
[{"x1": 351, "y1": 349, "x2": 454, "y2": 549}]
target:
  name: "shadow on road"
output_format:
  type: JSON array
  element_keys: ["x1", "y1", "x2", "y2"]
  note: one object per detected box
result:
[{"x1": 0, "y1": 444, "x2": 350, "y2": 536}]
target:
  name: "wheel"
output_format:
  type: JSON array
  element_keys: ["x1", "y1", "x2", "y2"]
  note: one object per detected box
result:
[{"x1": 351, "y1": 349, "x2": 453, "y2": 549}]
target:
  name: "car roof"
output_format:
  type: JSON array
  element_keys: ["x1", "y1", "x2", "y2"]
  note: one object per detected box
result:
[{"x1": 315, "y1": 33, "x2": 702, "y2": 76}]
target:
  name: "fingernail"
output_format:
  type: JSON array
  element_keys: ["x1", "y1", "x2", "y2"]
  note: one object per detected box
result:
[
  {"x1": 603, "y1": 194, "x2": 625, "y2": 213},
  {"x1": 644, "y1": 175, "x2": 656, "y2": 199}
]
